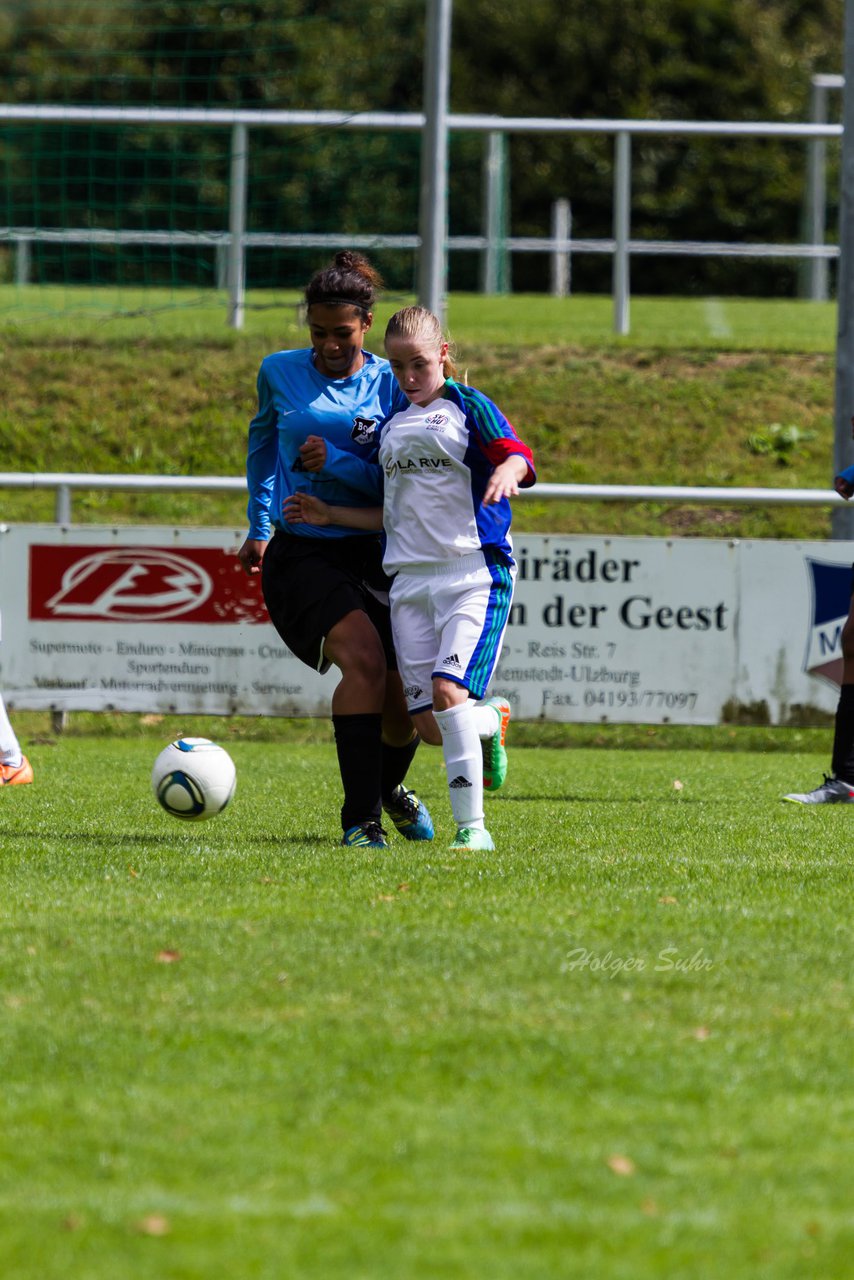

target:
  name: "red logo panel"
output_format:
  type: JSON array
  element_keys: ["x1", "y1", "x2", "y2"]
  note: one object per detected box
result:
[{"x1": 29, "y1": 545, "x2": 269, "y2": 624}]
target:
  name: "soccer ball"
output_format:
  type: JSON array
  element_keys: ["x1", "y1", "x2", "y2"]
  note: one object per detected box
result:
[{"x1": 151, "y1": 737, "x2": 236, "y2": 821}]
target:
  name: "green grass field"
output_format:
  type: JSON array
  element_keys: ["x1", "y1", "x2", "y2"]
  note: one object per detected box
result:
[
  {"x1": 0, "y1": 730, "x2": 851, "y2": 1280},
  {"x1": 0, "y1": 284, "x2": 840, "y2": 351},
  {"x1": 0, "y1": 288, "x2": 844, "y2": 539},
  {"x1": 2, "y1": 287, "x2": 853, "y2": 1276}
]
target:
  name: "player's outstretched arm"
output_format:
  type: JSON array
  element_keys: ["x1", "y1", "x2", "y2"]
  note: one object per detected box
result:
[
  {"x1": 283, "y1": 493, "x2": 382, "y2": 530},
  {"x1": 482, "y1": 455, "x2": 532, "y2": 505}
]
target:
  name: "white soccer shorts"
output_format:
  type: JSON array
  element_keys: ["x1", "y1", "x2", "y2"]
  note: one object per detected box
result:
[{"x1": 389, "y1": 551, "x2": 516, "y2": 714}]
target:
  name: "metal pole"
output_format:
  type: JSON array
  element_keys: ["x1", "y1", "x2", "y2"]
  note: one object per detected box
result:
[
  {"x1": 807, "y1": 78, "x2": 830, "y2": 301},
  {"x1": 55, "y1": 484, "x2": 71, "y2": 524},
  {"x1": 15, "y1": 238, "x2": 30, "y2": 286},
  {"x1": 481, "y1": 130, "x2": 506, "y2": 294},
  {"x1": 418, "y1": 0, "x2": 452, "y2": 318},
  {"x1": 227, "y1": 123, "x2": 248, "y2": 329},
  {"x1": 833, "y1": 1, "x2": 854, "y2": 540},
  {"x1": 612, "y1": 130, "x2": 631, "y2": 334},
  {"x1": 215, "y1": 242, "x2": 228, "y2": 291},
  {"x1": 551, "y1": 198, "x2": 571, "y2": 297}
]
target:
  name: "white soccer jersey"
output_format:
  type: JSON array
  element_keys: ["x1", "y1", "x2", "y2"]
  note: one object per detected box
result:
[{"x1": 377, "y1": 379, "x2": 535, "y2": 575}]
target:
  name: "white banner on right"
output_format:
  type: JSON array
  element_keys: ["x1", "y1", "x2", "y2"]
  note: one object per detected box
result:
[{"x1": 496, "y1": 536, "x2": 854, "y2": 725}]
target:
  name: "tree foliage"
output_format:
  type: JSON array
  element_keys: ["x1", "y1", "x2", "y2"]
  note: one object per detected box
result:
[
  {"x1": 0, "y1": 0, "x2": 845, "y2": 294},
  {"x1": 451, "y1": 0, "x2": 844, "y2": 291}
]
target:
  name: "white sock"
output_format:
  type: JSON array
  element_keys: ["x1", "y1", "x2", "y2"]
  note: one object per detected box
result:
[
  {"x1": 470, "y1": 701, "x2": 501, "y2": 739},
  {"x1": 0, "y1": 693, "x2": 23, "y2": 764},
  {"x1": 433, "y1": 702, "x2": 485, "y2": 829}
]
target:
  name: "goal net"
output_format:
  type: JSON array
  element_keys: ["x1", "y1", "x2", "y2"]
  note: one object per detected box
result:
[{"x1": 0, "y1": 0, "x2": 424, "y2": 327}]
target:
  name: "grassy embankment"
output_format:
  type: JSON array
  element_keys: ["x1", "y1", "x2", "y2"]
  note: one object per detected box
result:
[{"x1": 0, "y1": 288, "x2": 841, "y2": 537}]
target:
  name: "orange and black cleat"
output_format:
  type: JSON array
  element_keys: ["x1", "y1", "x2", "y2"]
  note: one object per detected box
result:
[{"x1": 0, "y1": 756, "x2": 34, "y2": 786}]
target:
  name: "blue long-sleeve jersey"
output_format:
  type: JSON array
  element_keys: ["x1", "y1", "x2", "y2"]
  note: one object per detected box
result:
[{"x1": 245, "y1": 348, "x2": 405, "y2": 541}]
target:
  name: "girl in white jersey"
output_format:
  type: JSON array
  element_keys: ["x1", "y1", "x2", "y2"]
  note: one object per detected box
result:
[{"x1": 284, "y1": 306, "x2": 536, "y2": 852}]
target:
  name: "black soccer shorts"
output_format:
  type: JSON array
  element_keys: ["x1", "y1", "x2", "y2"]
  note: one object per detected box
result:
[{"x1": 261, "y1": 529, "x2": 397, "y2": 674}]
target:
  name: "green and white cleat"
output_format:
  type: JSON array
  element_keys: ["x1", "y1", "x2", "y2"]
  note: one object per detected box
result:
[
  {"x1": 482, "y1": 697, "x2": 511, "y2": 792},
  {"x1": 449, "y1": 826, "x2": 495, "y2": 852}
]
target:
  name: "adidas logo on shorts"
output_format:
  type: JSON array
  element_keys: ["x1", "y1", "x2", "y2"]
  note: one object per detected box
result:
[
  {"x1": 442, "y1": 653, "x2": 461, "y2": 669},
  {"x1": 449, "y1": 775, "x2": 472, "y2": 789}
]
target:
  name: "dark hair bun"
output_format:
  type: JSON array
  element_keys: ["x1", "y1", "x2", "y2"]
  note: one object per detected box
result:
[{"x1": 305, "y1": 251, "x2": 384, "y2": 312}]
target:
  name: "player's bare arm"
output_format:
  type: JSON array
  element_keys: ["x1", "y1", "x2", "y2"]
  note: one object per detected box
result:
[
  {"x1": 482, "y1": 455, "x2": 532, "y2": 505},
  {"x1": 283, "y1": 493, "x2": 383, "y2": 530}
]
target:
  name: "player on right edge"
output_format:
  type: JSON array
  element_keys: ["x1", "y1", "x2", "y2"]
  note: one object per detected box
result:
[{"x1": 783, "y1": 441, "x2": 854, "y2": 804}]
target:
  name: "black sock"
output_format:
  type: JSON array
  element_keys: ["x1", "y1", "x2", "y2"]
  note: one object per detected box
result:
[
  {"x1": 380, "y1": 732, "x2": 420, "y2": 804},
  {"x1": 831, "y1": 684, "x2": 854, "y2": 782},
  {"x1": 333, "y1": 713, "x2": 383, "y2": 832}
]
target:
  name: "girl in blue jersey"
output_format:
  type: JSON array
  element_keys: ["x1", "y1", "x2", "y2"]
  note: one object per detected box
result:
[
  {"x1": 284, "y1": 305, "x2": 536, "y2": 852},
  {"x1": 237, "y1": 253, "x2": 433, "y2": 849}
]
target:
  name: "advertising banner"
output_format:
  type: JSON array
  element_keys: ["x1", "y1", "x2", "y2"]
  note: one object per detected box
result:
[
  {"x1": 1, "y1": 524, "x2": 851, "y2": 725},
  {"x1": 1, "y1": 526, "x2": 330, "y2": 716},
  {"x1": 498, "y1": 536, "x2": 737, "y2": 723}
]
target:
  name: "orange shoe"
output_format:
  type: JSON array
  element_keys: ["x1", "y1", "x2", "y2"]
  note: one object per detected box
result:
[{"x1": 0, "y1": 756, "x2": 33, "y2": 786}]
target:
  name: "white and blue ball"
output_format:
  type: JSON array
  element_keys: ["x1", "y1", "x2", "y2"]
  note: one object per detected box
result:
[{"x1": 151, "y1": 737, "x2": 236, "y2": 821}]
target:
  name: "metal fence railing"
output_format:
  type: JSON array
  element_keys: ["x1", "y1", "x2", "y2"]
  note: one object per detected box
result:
[
  {"x1": 0, "y1": 102, "x2": 843, "y2": 334},
  {"x1": 0, "y1": 472, "x2": 846, "y2": 526}
]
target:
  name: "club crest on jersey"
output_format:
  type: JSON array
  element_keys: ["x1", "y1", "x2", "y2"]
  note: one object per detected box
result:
[
  {"x1": 424, "y1": 412, "x2": 448, "y2": 430},
  {"x1": 351, "y1": 417, "x2": 377, "y2": 445}
]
